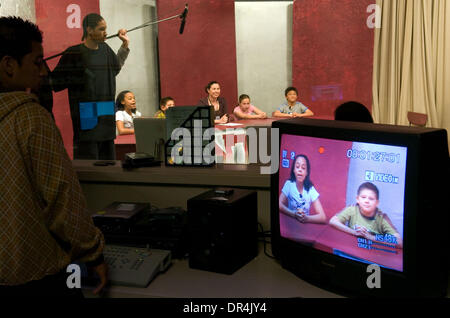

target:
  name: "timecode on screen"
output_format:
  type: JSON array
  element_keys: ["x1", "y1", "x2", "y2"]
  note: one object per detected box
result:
[{"x1": 346, "y1": 149, "x2": 401, "y2": 164}]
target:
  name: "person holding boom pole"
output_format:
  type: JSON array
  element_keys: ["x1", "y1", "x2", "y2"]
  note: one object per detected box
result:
[
  {"x1": 50, "y1": 13, "x2": 130, "y2": 160},
  {"x1": 46, "y1": 5, "x2": 188, "y2": 159}
]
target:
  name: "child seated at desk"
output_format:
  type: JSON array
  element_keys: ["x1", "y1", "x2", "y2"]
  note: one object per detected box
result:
[
  {"x1": 154, "y1": 96, "x2": 175, "y2": 119},
  {"x1": 233, "y1": 94, "x2": 267, "y2": 119},
  {"x1": 329, "y1": 182, "x2": 403, "y2": 248},
  {"x1": 273, "y1": 87, "x2": 314, "y2": 118},
  {"x1": 115, "y1": 90, "x2": 142, "y2": 135}
]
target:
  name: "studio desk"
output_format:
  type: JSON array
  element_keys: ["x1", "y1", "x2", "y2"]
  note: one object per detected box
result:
[
  {"x1": 114, "y1": 118, "x2": 280, "y2": 162},
  {"x1": 74, "y1": 160, "x2": 272, "y2": 229},
  {"x1": 105, "y1": 118, "x2": 280, "y2": 230},
  {"x1": 73, "y1": 160, "x2": 341, "y2": 298}
]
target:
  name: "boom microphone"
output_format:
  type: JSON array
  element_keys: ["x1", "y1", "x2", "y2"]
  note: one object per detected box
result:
[
  {"x1": 44, "y1": 4, "x2": 189, "y2": 61},
  {"x1": 179, "y1": 4, "x2": 188, "y2": 34}
]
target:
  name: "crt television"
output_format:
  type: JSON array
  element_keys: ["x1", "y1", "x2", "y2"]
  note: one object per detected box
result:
[{"x1": 271, "y1": 118, "x2": 449, "y2": 297}]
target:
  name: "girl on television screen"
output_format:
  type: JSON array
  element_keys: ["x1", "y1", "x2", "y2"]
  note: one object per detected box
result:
[{"x1": 279, "y1": 154, "x2": 326, "y2": 224}]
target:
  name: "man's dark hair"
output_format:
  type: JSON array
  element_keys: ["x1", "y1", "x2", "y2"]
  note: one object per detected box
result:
[
  {"x1": 0, "y1": 16, "x2": 42, "y2": 64},
  {"x1": 335, "y1": 101, "x2": 374, "y2": 123},
  {"x1": 81, "y1": 13, "x2": 104, "y2": 41}
]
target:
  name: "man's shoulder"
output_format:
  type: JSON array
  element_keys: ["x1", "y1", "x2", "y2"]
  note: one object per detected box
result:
[
  {"x1": 99, "y1": 42, "x2": 116, "y2": 54},
  {"x1": 8, "y1": 100, "x2": 55, "y2": 137},
  {"x1": 16, "y1": 99, "x2": 54, "y2": 121},
  {"x1": 67, "y1": 43, "x2": 113, "y2": 55},
  {"x1": 63, "y1": 44, "x2": 83, "y2": 55},
  {"x1": 58, "y1": 44, "x2": 84, "y2": 64},
  {"x1": 0, "y1": 92, "x2": 40, "y2": 114}
]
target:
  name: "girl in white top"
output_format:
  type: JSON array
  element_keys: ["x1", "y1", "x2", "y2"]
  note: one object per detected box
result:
[
  {"x1": 279, "y1": 154, "x2": 327, "y2": 224},
  {"x1": 115, "y1": 90, "x2": 142, "y2": 135}
]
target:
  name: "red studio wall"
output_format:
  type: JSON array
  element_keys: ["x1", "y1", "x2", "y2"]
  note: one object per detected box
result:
[
  {"x1": 292, "y1": 0, "x2": 375, "y2": 119},
  {"x1": 157, "y1": 0, "x2": 238, "y2": 111},
  {"x1": 35, "y1": 0, "x2": 100, "y2": 159}
]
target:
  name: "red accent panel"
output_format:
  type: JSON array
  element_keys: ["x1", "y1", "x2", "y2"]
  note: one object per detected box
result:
[
  {"x1": 157, "y1": 0, "x2": 238, "y2": 112},
  {"x1": 292, "y1": 0, "x2": 374, "y2": 119},
  {"x1": 35, "y1": 0, "x2": 100, "y2": 159}
]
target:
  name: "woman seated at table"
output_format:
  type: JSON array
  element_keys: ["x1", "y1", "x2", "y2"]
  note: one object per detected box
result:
[
  {"x1": 197, "y1": 81, "x2": 229, "y2": 124},
  {"x1": 233, "y1": 94, "x2": 267, "y2": 120},
  {"x1": 115, "y1": 90, "x2": 142, "y2": 135},
  {"x1": 154, "y1": 96, "x2": 175, "y2": 118}
]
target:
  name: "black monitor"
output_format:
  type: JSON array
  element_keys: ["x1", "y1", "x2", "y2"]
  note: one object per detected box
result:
[
  {"x1": 134, "y1": 117, "x2": 166, "y2": 161},
  {"x1": 271, "y1": 118, "x2": 449, "y2": 297},
  {"x1": 165, "y1": 106, "x2": 214, "y2": 166}
]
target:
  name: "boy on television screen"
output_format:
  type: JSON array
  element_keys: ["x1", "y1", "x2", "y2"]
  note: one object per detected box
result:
[{"x1": 329, "y1": 182, "x2": 403, "y2": 248}]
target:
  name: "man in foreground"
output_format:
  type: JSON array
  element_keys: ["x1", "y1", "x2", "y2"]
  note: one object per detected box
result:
[{"x1": 0, "y1": 16, "x2": 107, "y2": 298}]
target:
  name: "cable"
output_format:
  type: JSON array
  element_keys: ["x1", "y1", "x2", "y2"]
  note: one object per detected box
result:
[{"x1": 258, "y1": 223, "x2": 276, "y2": 259}]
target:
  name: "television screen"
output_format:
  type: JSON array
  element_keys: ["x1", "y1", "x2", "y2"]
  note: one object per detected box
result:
[
  {"x1": 271, "y1": 118, "x2": 449, "y2": 297},
  {"x1": 278, "y1": 134, "x2": 406, "y2": 272}
]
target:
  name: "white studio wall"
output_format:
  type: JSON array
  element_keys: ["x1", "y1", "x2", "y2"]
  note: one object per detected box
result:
[
  {"x1": 235, "y1": 1, "x2": 293, "y2": 114},
  {"x1": 0, "y1": 0, "x2": 36, "y2": 21},
  {"x1": 100, "y1": 0, "x2": 160, "y2": 117}
]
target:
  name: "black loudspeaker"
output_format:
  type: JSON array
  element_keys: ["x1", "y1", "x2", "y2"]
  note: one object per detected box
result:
[{"x1": 187, "y1": 188, "x2": 258, "y2": 274}]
